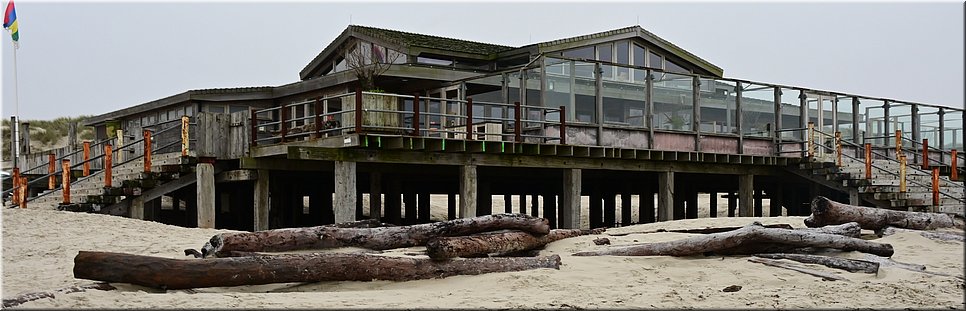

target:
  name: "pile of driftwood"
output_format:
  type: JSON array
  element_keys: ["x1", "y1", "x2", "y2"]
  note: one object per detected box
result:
[
  {"x1": 70, "y1": 214, "x2": 598, "y2": 291},
  {"x1": 578, "y1": 196, "x2": 964, "y2": 282}
]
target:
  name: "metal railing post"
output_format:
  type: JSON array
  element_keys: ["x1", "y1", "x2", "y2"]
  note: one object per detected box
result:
[
  {"x1": 181, "y1": 115, "x2": 190, "y2": 156},
  {"x1": 514, "y1": 102, "x2": 522, "y2": 142},
  {"x1": 559, "y1": 106, "x2": 567, "y2": 145},
  {"x1": 807, "y1": 122, "x2": 815, "y2": 159},
  {"x1": 931, "y1": 167, "x2": 940, "y2": 207},
  {"x1": 62, "y1": 159, "x2": 71, "y2": 204},
  {"x1": 48, "y1": 153, "x2": 56, "y2": 190},
  {"x1": 104, "y1": 144, "x2": 113, "y2": 188},
  {"x1": 952, "y1": 149, "x2": 959, "y2": 180},
  {"x1": 143, "y1": 130, "x2": 152, "y2": 173},
  {"x1": 83, "y1": 141, "x2": 91, "y2": 176},
  {"x1": 354, "y1": 89, "x2": 363, "y2": 134},
  {"x1": 465, "y1": 98, "x2": 474, "y2": 140},
  {"x1": 413, "y1": 94, "x2": 421, "y2": 136},
  {"x1": 835, "y1": 131, "x2": 842, "y2": 167},
  {"x1": 922, "y1": 138, "x2": 929, "y2": 170},
  {"x1": 899, "y1": 155, "x2": 907, "y2": 193},
  {"x1": 864, "y1": 143, "x2": 872, "y2": 180}
]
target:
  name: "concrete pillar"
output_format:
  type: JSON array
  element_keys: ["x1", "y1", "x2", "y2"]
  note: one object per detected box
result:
[
  {"x1": 543, "y1": 193, "x2": 557, "y2": 229},
  {"x1": 254, "y1": 170, "x2": 269, "y2": 231},
  {"x1": 130, "y1": 196, "x2": 145, "y2": 220},
  {"x1": 459, "y1": 165, "x2": 477, "y2": 218},
  {"x1": 848, "y1": 188, "x2": 860, "y2": 206},
  {"x1": 754, "y1": 189, "x2": 764, "y2": 217},
  {"x1": 560, "y1": 168, "x2": 582, "y2": 229},
  {"x1": 369, "y1": 172, "x2": 382, "y2": 221},
  {"x1": 196, "y1": 162, "x2": 216, "y2": 229},
  {"x1": 333, "y1": 161, "x2": 356, "y2": 223},
  {"x1": 709, "y1": 192, "x2": 718, "y2": 218},
  {"x1": 738, "y1": 175, "x2": 754, "y2": 217},
  {"x1": 620, "y1": 192, "x2": 632, "y2": 226},
  {"x1": 640, "y1": 190, "x2": 655, "y2": 224},
  {"x1": 657, "y1": 171, "x2": 674, "y2": 221}
]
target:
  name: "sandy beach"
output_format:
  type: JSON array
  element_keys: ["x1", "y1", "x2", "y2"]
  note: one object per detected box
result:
[{"x1": 2, "y1": 197, "x2": 963, "y2": 309}]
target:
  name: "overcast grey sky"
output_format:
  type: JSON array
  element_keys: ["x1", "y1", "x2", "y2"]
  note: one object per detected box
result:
[{"x1": 1, "y1": 1, "x2": 963, "y2": 120}]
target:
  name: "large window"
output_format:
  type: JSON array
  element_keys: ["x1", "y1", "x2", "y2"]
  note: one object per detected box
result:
[
  {"x1": 740, "y1": 83, "x2": 775, "y2": 138},
  {"x1": 699, "y1": 79, "x2": 737, "y2": 134},
  {"x1": 601, "y1": 65, "x2": 646, "y2": 127},
  {"x1": 652, "y1": 72, "x2": 693, "y2": 131}
]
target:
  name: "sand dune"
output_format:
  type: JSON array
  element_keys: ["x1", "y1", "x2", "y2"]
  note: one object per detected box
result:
[{"x1": 2, "y1": 205, "x2": 963, "y2": 309}]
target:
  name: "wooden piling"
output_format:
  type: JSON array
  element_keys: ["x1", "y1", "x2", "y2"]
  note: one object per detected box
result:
[
  {"x1": 61, "y1": 159, "x2": 70, "y2": 204},
  {"x1": 561, "y1": 168, "x2": 582, "y2": 229},
  {"x1": 921, "y1": 139, "x2": 929, "y2": 170},
  {"x1": 739, "y1": 175, "x2": 754, "y2": 217},
  {"x1": 48, "y1": 153, "x2": 56, "y2": 190},
  {"x1": 104, "y1": 144, "x2": 113, "y2": 188},
  {"x1": 952, "y1": 149, "x2": 959, "y2": 180},
  {"x1": 254, "y1": 170, "x2": 269, "y2": 231},
  {"x1": 143, "y1": 130, "x2": 152, "y2": 173},
  {"x1": 459, "y1": 165, "x2": 477, "y2": 218},
  {"x1": 181, "y1": 115, "x2": 190, "y2": 156},
  {"x1": 333, "y1": 161, "x2": 357, "y2": 223},
  {"x1": 709, "y1": 191, "x2": 718, "y2": 218},
  {"x1": 620, "y1": 192, "x2": 632, "y2": 226},
  {"x1": 931, "y1": 168, "x2": 939, "y2": 207},
  {"x1": 864, "y1": 143, "x2": 872, "y2": 180},
  {"x1": 83, "y1": 141, "x2": 91, "y2": 176},
  {"x1": 657, "y1": 171, "x2": 673, "y2": 222}
]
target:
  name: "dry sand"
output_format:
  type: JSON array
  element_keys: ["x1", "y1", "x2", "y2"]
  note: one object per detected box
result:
[{"x1": 2, "y1": 198, "x2": 964, "y2": 309}]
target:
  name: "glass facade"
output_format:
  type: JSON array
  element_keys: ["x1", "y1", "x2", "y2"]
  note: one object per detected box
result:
[
  {"x1": 740, "y1": 83, "x2": 775, "y2": 138},
  {"x1": 699, "y1": 79, "x2": 737, "y2": 135},
  {"x1": 857, "y1": 98, "x2": 886, "y2": 146},
  {"x1": 778, "y1": 88, "x2": 802, "y2": 140},
  {"x1": 652, "y1": 72, "x2": 693, "y2": 132}
]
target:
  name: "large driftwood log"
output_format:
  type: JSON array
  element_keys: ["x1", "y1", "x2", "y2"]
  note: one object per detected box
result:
[
  {"x1": 607, "y1": 222, "x2": 858, "y2": 238},
  {"x1": 805, "y1": 196, "x2": 964, "y2": 230},
  {"x1": 753, "y1": 253, "x2": 879, "y2": 274},
  {"x1": 426, "y1": 229, "x2": 602, "y2": 259},
  {"x1": 200, "y1": 214, "x2": 550, "y2": 258},
  {"x1": 748, "y1": 257, "x2": 850, "y2": 282},
  {"x1": 74, "y1": 251, "x2": 562, "y2": 290},
  {"x1": 184, "y1": 219, "x2": 395, "y2": 258},
  {"x1": 2, "y1": 282, "x2": 116, "y2": 308},
  {"x1": 877, "y1": 227, "x2": 965, "y2": 242},
  {"x1": 572, "y1": 222, "x2": 894, "y2": 257}
]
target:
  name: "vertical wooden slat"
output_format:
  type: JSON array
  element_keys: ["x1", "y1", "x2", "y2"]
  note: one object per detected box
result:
[
  {"x1": 143, "y1": 130, "x2": 152, "y2": 173},
  {"x1": 559, "y1": 106, "x2": 567, "y2": 145},
  {"x1": 48, "y1": 153, "x2": 56, "y2": 190},
  {"x1": 514, "y1": 102, "x2": 522, "y2": 142},
  {"x1": 83, "y1": 141, "x2": 91, "y2": 176},
  {"x1": 921, "y1": 139, "x2": 929, "y2": 170},
  {"x1": 182, "y1": 115, "x2": 190, "y2": 156},
  {"x1": 104, "y1": 144, "x2": 113, "y2": 188},
  {"x1": 413, "y1": 94, "x2": 421, "y2": 136},
  {"x1": 465, "y1": 98, "x2": 474, "y2": 140},
  {"x1": 62, "y1": 159, "x2": 71, "y2": 204},
  {"x1": 354, "y1": 89, "x2": 363, "y2": 134},
  {"x1": 864, "y1": 143, "x2": 872, "y2": 180}
]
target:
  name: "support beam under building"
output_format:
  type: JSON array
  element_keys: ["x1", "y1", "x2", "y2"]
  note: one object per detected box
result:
[
  {"x1": 709, "y1": 191, "x2": 718, "y2": 218},
  {"x1": 560, "y1": 168, "x2": 582, "y2": 229},
  {"x1": 130, "y1": 196, "x2": 145, "y2": 220},
  {"x1": 333, "y1": 161, "x2": 356, "y2": 223},
  {"x1": 254, "y1": 169, "x2": 269, "y2": 231},
  {"x1": 770, "y1": 187, "x2": 783, "y2": 217},
  {"x1": 657, "y1": 171, "x2": 674, "y2": 222},
  {"x1": 196, "y1": 161, "x2": 216, "y2": 229},
  {"x1": 738, "y1": 175, "x2": 754, "y2": 217},
  {"x1": 370, "y1": 173, "x2": 382, "y2": 221},
  {"x1": 459, "y1": 165, "x2": 477, "y2": 218},
  {"x1": 620, "y1": 192, "x2": 632, "y2": 226},
  {"x1": 640, "y1": 190, "x2": 655, "y2": 224},
  {"x1": 543, "y1": 192, "x2": 557, "y2": 229}
]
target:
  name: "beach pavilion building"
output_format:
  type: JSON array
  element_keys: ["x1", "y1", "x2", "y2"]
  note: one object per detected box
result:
[{"x1": 12, "y1": 25, "x2": 964, "y2": 230}]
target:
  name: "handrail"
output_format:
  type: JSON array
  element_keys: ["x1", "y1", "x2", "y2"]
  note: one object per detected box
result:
[{"x1": 17, "y1": 137, "x2": 116, "y2": 175}]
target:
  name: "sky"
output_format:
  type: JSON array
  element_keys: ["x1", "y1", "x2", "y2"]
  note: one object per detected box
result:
[{"x1": 1, "y1": 1, "x2": 963, "y2": 121}]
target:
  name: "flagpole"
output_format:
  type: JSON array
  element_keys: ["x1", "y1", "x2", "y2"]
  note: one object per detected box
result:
[{"x1": 9, "y1": 26, "x2": 20, "y2": 166}]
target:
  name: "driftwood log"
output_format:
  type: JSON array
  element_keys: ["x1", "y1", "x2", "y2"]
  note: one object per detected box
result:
[
  {"x1": 572, "y1": 222, "x2": 894, "y2": 257},
  {"x1": 805, "y1": 196, "x2": 964, "y2": 230},
  {"x1": 426, "y1": 229, "x2": 601, "y2": 259},
  {"x1": 748, "y1": 257, "x2": 850, "y2": 282},
  {"x1": 2, "y1": 282, "x2": 116, "y2": 308},
  {"x1": 753, "y1": 253, "x2": 879, "y2": 273},
  {"x1": 877, "y1": 227, "x2": 965, "y2": 242},
  {"x1": 863, "y1": 254, "x2": 965, "y2": 280},
  {"x1": 200, "y1": 214, "x2": 550, "y2": 258},
  {"x1": 184, "y1": 219, "x2": 395, "y2": 258},
  {"x1": 608, "y1": 223, "x2": 794, "y2": 236},
  {"x1": 74, "y1": 251, "x2": 561, "y2": 290}
]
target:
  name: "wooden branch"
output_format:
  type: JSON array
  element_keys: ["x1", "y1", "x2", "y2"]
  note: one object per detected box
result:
[
  {"x1": 572, "y1": 222, "x2": 894, "y2": 257},
  {"x1": 608, "y1": 223, "x2": 794, "y2": 236},
  {"x1": 748, "y1": 257, "x2": 850, "y2": 282},
  {"x1": 753, "y1": 253, "x2": 878, "y2": 274},
  {"x1": 74, "y1": 251, "x2": 561, "y2": 290},
  {"x1": 863, "y1": 254, "x2": 965, "y2": 280},
  {"x1": 201, "y1": 214, "x2": 549, "y2": 258},
  {"x1": 426, "y1": 229, "x2": 600, "y2": 259},
  {"x1": 185, "y1": 219, "x2": 395, "y2": 258},
  {"x1": 2, "y1": 282, "x2": 116, "y2": 308},
  {"x1": 805, "y1": 196, "x2": 964, "y2": 230},
  {"x1": 877, "y1": 227, "x2": 965, "y2": 242}
]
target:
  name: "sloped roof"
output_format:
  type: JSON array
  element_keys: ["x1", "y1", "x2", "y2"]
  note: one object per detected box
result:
[
  {"x1": 84, "y1": 86, "x2": 274, "y2": 126},
  {"x1": 353, "y1": 25, "x2": 514, "y2": 56}
]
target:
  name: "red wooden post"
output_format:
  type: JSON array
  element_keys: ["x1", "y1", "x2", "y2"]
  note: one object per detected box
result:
[
  {"x1": 514, "y1": 102, "x2": 522, "y2": 142},
  {"x1": 835, "y1": 131, "x2": 842, "y2": 167},
  {"x1": 280, "y1": 104, "x2": 289, "y2": 142},
  {"x1": 354, "y1": 88, "x2": 363, "y2": 134},
  {"x1": 143, "y1": 130, "x2": 152, "y2": 173},
  {"x1": 48, "y1": 153, "x2": 56, "y2": 190},
  {"x1": 931, "y1": 167, "x2": 940, "y2": 207},
  {"x1": 864, "y1": 143, "x2": 872, "y2": 180},
  {"x1": 465, "y1": 98, "x2": 474, "y2": 140},
  {"x1": 559, "y1": 106, "x2": 567, "y2": 145},
  {"x1": 952, "y1": 149, "x2": 959, "y2": 180},
  {"x1": 313, "y1": 98, "x2": 322, "y2": 139},
  {"x1": 250, "y1": 108, "x2": 258, "y2": 147},
  {"x1": 83, "y1": 141, "x2": 91, "y2": 176},
  {"x1": 18, "y1": 176, "x2": 27, "y2": 208},
  {"x1": 894, "y1": 129, "x2": 902, "y2": 158},
  {"x1": 181, "y1": 115, "x2": 190, "y2": 157},
  {"x1": 104, "y1": 144, "x2": 113, "y2": 188},
  {"x1": 921, "y1": 138, "x2": 929, "y2": 170},
  {"x1": 413, "y1": 94, "x2": 421, "y2": 136},
  {"x1": 11, "y1": 167, "x2": 20, "y2": 205},
  {"x1": 62, "y1": 159, "x2": 71, "y2": 204}
]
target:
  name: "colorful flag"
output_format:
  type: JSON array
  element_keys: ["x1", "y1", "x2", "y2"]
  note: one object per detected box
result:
[{"x1": 3, "y1": 0, "x2": 18, "y2": 47}]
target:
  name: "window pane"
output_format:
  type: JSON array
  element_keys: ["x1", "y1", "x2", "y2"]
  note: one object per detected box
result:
[
  {"x1": 779, "y1": 88, "x2": 802, "y2": 140},
  {"x1": 574, "y1": 60, "x2": 597, "y2": 123},
  {"x1": 918, "y1": 106, "x2": 941, "y2": 151},
  {"x1": 836, "y1": 96, "x2": 855, "y2": 141},
  {"x1": 652, "y1": 72, "x2": 693, "y2": 131},
  {"x1": 649, "y1": 51, "x2": 662, "y2": 69},
  {"x1": 699, "y1": 78, "x2": 737, "y2": 134},
  {"x1": 858, "y1": 98, "x2": 886, "y2": 146},
  {"x1": 942, "y1": 110, "x2": 963, "y2": 151},
  {"x1": 666, "y1": 59, "x2": 689, "y2": 74},
  {"x1": 602, "y1": 64, "x2": 646, "y2": 127},
  {"x1": 545, "y1": 58, "x2": 573, "y2": 122},
  {"x1": 562, "y1": 46, "x2": 594, "y2": 60},
  {"x1": 417, "y1": 57, "x2": 453, "y2": 66},
  {"x1": 740, "y1": 83, "x2": 775, "y2": 138},
  {"x1": 890, "y1": 103, "x2": 914, "y2": 149},
  {"x1": 597, "y1": 43, "x2": 613, "y2": 79},
  {"x1": 616, "y1": 41, "x2": 629, "y2": 64}
]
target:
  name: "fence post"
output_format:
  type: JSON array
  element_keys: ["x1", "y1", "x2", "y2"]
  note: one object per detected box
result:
[
  {"x1": 807, "y1": 122, "x2": 815, "y2": 159},
  {"x1": 921, "y1": 138, "x2": 929, "y2": 170},
  {"x1": 143, "y1": 130, "x2": 152, "y2": 173},
  {"x1": 48, "y1": 153, "x2": 56, "y2": 190},
  {"x1": 354, "y1": 88, "x2": 363, "y2": 134},
  {"x1": 83, "y1": 141, "x2": 91, "y2": 176},
  {"x1": 559, "y1": 106, "x2": 567, "y2": 145},
  {"x1": 104, "y1": 144, "x2": 113, "y2": 188},
  {"x1": 313, "y1": 98, "x2": 322, "y2": 139},
  {"x1": 864, "y1": 143, "x2": 872, "y2": 180},
  {"x1": 116, "y1": 130, "x2": 124, "y2": 162},
  {"x1": 280, "y1": 104, "x2": 289, "y2": 143},
  {"x1": 250, "y1": 108, "x2": 258, "y2": 147},
  {"x1": 899, "y1": 155, "x2": 907, "y2": 193},
  {"x1": 413, "y1": 94, "x2": 421, "y2": 136},
  {"x1": 835, "y1": 131, "x2": 842, "y2": 167},
  {"x1": 952, "y1": 149, "x2": 959, "y2": 180},
  {"x1": 931, "y1": 167, "x2": 939, "y2": 207},
  {"x1": 465, "y1": 98, "x2": 474, "y2": 140},
  {"x1": 182, "y1": 115, "x2": 190, "y2": 157},
  {"x1": 18, "y1": 176, "x2": 26, "y2": 208},
  {"x1": 12, "y1": 167, "x2": 20, "y2": 206},
  {"x1": 514, "y1": 102, "x2": 522, "y2": 142},
  {"x1": 895, "y1": 129, "x2": 902, "y2": 158},
  {"x1": 62, "y1": 159, "x2": 71, "y2": 204}
]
